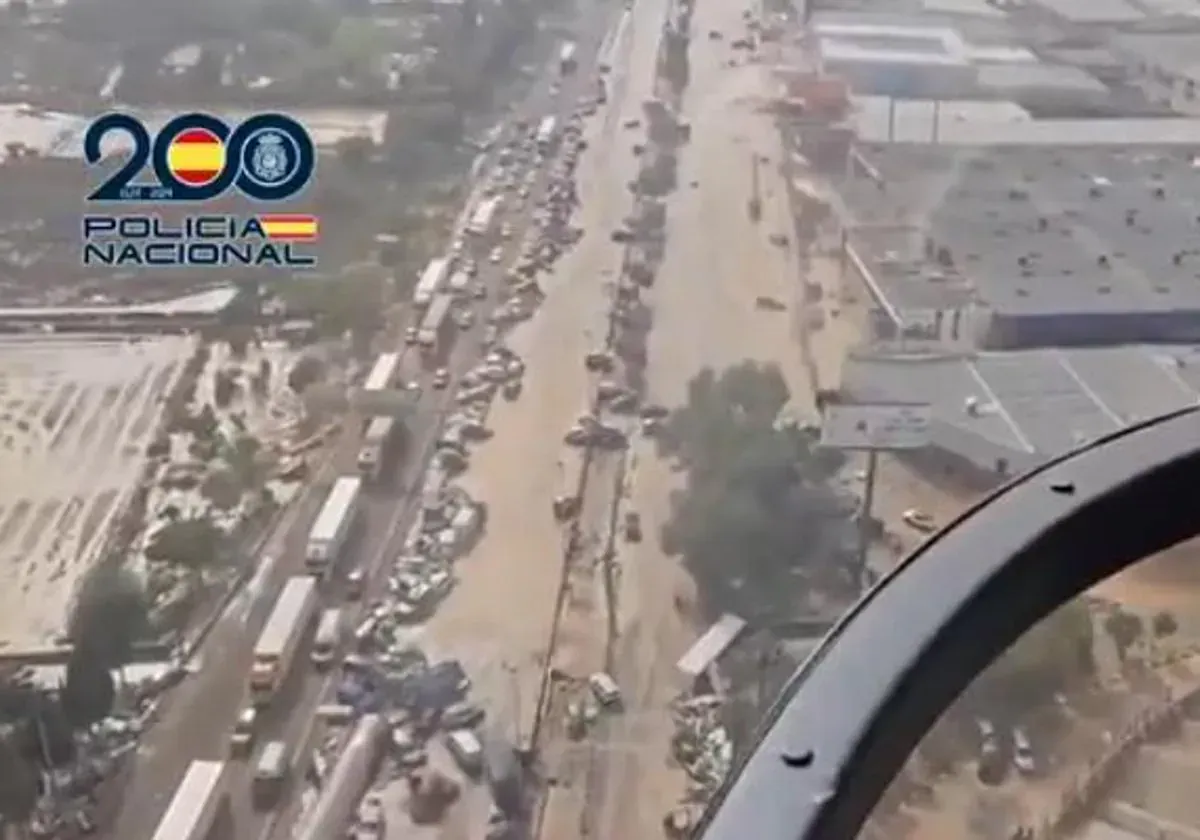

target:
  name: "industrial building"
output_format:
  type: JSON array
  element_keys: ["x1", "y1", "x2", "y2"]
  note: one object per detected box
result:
[
  {"x1": 835, "y1": 145, "x2": 1200, "y2": 348},
  {"x1": 840, "y1": 344, "x2": 1200, "y2": 476}
]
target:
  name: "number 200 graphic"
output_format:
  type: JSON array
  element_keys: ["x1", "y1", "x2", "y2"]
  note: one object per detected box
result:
[{"x1": 84, "y1": 112, "x2": 316, "y2": 203}]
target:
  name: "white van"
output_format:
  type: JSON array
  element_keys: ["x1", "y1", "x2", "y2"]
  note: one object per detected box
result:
[
  {"x1": 588, "y1": 672, "x2": 622, "y2": 707},
  {"x1": 311, "y1": 608, "x2": 343, "y2": 668}
]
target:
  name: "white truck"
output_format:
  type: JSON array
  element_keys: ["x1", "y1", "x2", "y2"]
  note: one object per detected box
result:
[
  {"x1": 357, "y1": 416, "x2": 401, "y2": 484},
  {"x1": 306, "y1": 476, "x2": 363, "y2": 577},
  {"x1": 151, "y1": 761, "x2": 232, "y2": 840},
  {"x1": 250, "y1": 576, "x2": 318, "y2": 706},
  {"x1": 559, "y1": 41, "x2": 578, "y2": 74},
  {"x1": 414, "y1": 257, "x2": 450, "y2": 309}
]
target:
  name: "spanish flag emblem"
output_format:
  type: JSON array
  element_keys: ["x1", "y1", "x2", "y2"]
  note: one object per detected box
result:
[
  {"x1": 258, "y1": 214, "x2": 319, "y2": 242},
  {"x1": 166, "y1": 128, "x2": 226, "y2": 187}
]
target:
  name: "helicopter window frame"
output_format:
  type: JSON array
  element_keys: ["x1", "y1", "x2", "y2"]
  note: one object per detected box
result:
[{"x1": 696, "y1": 405, "x2": 1200, "y2": 840}]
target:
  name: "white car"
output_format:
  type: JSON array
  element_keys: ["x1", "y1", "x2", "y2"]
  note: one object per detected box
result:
[
  {"x1": 454, "y1": 309, "x2": 475, "y2": 329},
  {"x1": 902, "y1": 508, "x2": 936, "y2": 533},
  {"x1": 432, "y1": 368, "x2": 450, "y2": 389},
  {"x1": 404, "y1": 327, "x2": 418, "y2": 344},
  {"x1": 489, "y1": 247, "x2": 504, "y2": 264}
]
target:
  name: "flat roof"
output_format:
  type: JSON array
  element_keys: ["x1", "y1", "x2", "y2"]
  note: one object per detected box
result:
[
  {"x1": 845, "y1": 227, "x2": 977, "y2": 320},
  {"x1": 841, "y1": 345, "x2": 1200, "y2": 469},
  {"x1": 976, "y1": 63, "x2": 1108, "y2": 95},
  {"x1": 849, "y1": 96, "x2": 1031, "y2": 143},
  {"x1": 1112, "y1": 33, "x2": 1200, "y2": 82},
  {"x1": 858, "y1": 116, "x2": 1200, "y2": 146},
  {"x1": 1033, "y1": 0, "x2": 1144, "y2": 22},
  {"x1": 844, "y1": 146, "x2": 1200, "y2": 318},
  {"x1": 0, "y1": 287, "x2": 239, "y2": 319}
]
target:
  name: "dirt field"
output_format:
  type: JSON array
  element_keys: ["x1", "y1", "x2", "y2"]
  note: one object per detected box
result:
[{"x1": 0, "y1": 334, "x2": 195, "y2": 652}]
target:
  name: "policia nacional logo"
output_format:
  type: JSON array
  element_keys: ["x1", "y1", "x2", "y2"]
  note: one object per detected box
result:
[{"x1": 81, "y1": 112, "x2": 319, "y2": 268}]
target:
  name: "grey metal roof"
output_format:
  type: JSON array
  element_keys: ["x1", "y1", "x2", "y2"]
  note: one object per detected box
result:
[
  {"x1": 845, "y1": 146, "x2": 1200, "y2": 318},
  {"x1": 841, "y1": 346, "x2": 1200, "y2": 468},
  {"x1": 1033, "y1": 0, "x2": 1144, "y2": 23},
  {"x1": 976, "y1": 63, "x2": 1108, "y2": 95},
  {"x1": 1111, "y1": 33, "x2": 1200, "y2": 82},
  {"x1": 846, "y1": 226, "x2": 977, "y2": 317}
]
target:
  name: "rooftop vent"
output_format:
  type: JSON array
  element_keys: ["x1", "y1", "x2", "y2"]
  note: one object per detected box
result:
[
  {"x1": 1098, "y1": 255, "x2": 1110, "y2": 267},
  {"x1": 1153, "y1": 186, "x2": 1166, "y2": 199},
  {"x1": 1098, "y1": 285, "x2": 1111, "y2": 294}
]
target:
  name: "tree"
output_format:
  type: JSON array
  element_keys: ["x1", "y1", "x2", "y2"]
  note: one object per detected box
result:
[
  {"x1": 60, "y1": 642, "x2": 116, "y2": 730},
  {"x1": 0, "y1": 733, "x2": 37, "y2": 830},
  {"x1": 1152, "y1": 610, "x2": 1178, "y2": 640},
  {"x1": 1104, "y1": 608, "x2": 1144, "y2": 663},
  {"x1": 659, "y1": 363, "x2": 849, "y2": 621},
  {"x1": 68, "y1": 563, "x2": 149, "y2": 670},
  {"x1": 971, "y1": 600, "x2": 1095, "y2": 711},
  {"x1": 287, "y1": 355, "x2": 325, "y2": 393},
  {"x1": 145, "y1": 517, "x2": 224, "y2": 573}
]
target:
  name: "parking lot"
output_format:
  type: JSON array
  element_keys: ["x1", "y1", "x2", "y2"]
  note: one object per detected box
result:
[{"x1": 0, "y1": 334, "x2": 195, "y2": 651}]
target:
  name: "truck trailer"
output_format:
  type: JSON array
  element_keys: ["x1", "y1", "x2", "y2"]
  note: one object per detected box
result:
[
  {"x1": 416, "y1": 294, "x2": 456, "y2": 367},
  {"x1": 414, "y1": 257, "x2": 450, "y2": 309},
  {"x1": 357, "y1": 415, "x2": 403, "y2": 485},
  {"x1": 249, "y1": 576, "x2": 318, "y2": 706},
  {"x1": 151, "y1": 760, "x2": 231, "y2": 840},
  {"x1": 559, "y1": 41, "x2": 578, "y2": 74},
  {"x1": 306, "y1": 476, "x2": 363, "y2": 577}
]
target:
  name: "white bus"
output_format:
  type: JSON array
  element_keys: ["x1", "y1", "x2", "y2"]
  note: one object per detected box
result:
[
  {"x1": 306, "y1": 476, "x2": 363, "y2": 577},
  {"x1": 151, "y1": 760, "x2": 231, "y2": 840}
]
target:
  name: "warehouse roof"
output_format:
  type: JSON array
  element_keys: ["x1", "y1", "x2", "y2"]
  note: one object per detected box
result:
[
  {"x1": 841, "y1": 345, "x2": 1200, "y2": 471},
  {"x1": 843, "y1": 146, "x2": 1200, "y2": 319}
]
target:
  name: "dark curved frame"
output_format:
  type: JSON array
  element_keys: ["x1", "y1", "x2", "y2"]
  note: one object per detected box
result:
[{"x1": 697, "y1": 405, "x2": 1200, "y2": 840}]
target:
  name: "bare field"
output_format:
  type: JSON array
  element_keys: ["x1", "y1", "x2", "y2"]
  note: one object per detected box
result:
[{"x1": 0, "y1": 334, "x2": 195, "y2": 652}]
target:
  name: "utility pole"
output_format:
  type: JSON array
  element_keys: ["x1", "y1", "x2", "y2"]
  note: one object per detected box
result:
[{"x1": 819, "y1": 402, "x2": 931, "y2": 592}]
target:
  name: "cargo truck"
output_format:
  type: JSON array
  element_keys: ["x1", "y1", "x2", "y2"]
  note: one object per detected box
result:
[
  {"x1": 414, "y1": 257, "x2": 450, "y2": 309},
  {"x1": 357, "y1": 416, "x2": 403, "y2": 485},
  {"x1": 151, "y1": 760, "x2": 232, "y2": 840},
  {"x1": 306, "y1": 476, "x2": 363, "y2": 577},
  {"x1": 559, "y1": 41, "x2": 578, "y2": 74},
  {"x1": 250, "y1": 576, "x2": 318, "y2": 706},
  {"x1": 416, "y1": 294, "x2": 456, "y2": 368}
]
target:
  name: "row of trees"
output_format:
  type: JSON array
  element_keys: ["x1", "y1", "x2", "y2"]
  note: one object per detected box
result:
[{"x1": 658, "y1": 362, "x2": 851, "y2": 623}]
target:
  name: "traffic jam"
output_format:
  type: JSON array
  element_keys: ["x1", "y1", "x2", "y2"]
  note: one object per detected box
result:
[{"x1": 147, "y1": 40, "x2": 607, "y2": 840}]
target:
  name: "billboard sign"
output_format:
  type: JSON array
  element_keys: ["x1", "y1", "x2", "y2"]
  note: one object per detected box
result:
[{"x1": 820, "y1": 402, "x2": 931, "y2": 451}]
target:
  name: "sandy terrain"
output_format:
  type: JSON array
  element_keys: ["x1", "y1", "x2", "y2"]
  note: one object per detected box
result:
[
  {"x1": 401, "y1": 7, "x2": 668, "y2": 839},
  {"x1": 581, "y1": 0, "x2": 833, "y2": 836},
  {"x1": 0, "y1": 334, "x2": 195, "y2": 651}
]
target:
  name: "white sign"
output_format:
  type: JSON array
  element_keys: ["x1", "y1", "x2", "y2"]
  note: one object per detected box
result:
[{"x1": 820, "y1": 403, "x2": 932, "y2": 450}]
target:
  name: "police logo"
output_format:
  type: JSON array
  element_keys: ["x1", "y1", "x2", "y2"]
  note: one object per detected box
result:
[{"x1": 250, "y1": 131, "x2": 290, "y2": 184}]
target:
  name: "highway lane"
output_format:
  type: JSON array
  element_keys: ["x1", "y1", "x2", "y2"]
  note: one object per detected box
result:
[{"x1": 238, "y1": 10, "x2": 632, "y2": 840}]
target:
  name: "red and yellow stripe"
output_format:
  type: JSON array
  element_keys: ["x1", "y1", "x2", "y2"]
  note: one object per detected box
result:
[
  {"x1": 258, "y1": 214, "x2": 319, "y2": 242},
  {"x1": 166, "y1": 128, "x2": 225, "y2": 187}
]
